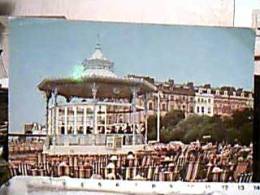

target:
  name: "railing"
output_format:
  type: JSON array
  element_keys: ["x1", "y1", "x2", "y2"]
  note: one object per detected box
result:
[{"x1": 50, "y1": 134, "x2": 144, "y2": 146}]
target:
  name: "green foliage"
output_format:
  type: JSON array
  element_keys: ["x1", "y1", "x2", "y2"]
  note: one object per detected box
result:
[
  {"x1": 147, "y1": 110, "x2": 185, "y2": 142},
  {"x1": 147, "y1": 108, "x2": 253, "y2": 145},
  {"x1": 230, "y1": 108, "x2": 253, "y2": 129},
  {"x1": 147, "y1": 114, "x2": 157, "y2": 140},
  {"x1": 161, "y1": 110, "x2": 185, "y2": 129}
]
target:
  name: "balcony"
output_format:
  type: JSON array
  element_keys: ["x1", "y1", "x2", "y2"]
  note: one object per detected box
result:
[{"x1": 49, "y1": 134, "x2": 145, "y2": 146}]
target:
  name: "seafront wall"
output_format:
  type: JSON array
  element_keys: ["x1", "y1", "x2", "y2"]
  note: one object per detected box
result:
[{"x1": 1, "y1": 176, "x2": 260, "y2": 195}]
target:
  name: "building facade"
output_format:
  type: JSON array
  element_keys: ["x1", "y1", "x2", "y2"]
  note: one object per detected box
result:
[
  {"x1": 133, "y1": 78, "x2": 195, "y2": 118},
  {"x1": 213, "y1": 87, "x2": 253, "y2": 117},
  {"x1": 133, "y1": 76, "x2": 253, "y2": 119},
  {"x1": 194, "y1": 85, "x2": 214, "y2": 117}
]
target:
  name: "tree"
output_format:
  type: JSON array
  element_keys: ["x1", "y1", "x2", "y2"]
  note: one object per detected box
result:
[
  {"x1": 230, "y1": 108, "x2": 253, "y2": 129},
  {"x1": 147, "y1": 115, "x2": 157, "y2": 140},
  {"x1": 240, "y1": 123, "x2": 253, "y2": 145},
  {"x1": 147, "y1": 108, "x2": 253, "y2": 145},
  {"x1": 224, "y1": 108, "x2": 253, "y2": 145},
  {"x1": 161, "y1": 110, "x2": 185, "y2": 129},
  {"x1": 172, "y1": 115, "x2": 226, "y2": 143}
]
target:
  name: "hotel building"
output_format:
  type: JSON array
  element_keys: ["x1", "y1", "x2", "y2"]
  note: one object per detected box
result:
[{"x1": 133, "y1": 77, "x2": 253, "y2": 118}]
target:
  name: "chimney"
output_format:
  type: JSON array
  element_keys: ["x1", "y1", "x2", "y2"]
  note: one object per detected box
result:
[
  {"x1": 187, "y1": 82, "x2": 194, "y2": 88},
  {"x1": 168, "y1": 79, "x2": 174, "y2": 86},
  {"x1": 204, "y1": 84, "x2": 211, "y2": 88}
]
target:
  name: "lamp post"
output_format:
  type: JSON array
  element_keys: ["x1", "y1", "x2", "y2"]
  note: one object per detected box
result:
[
  {"x1": 157, "y1": 91, "x2": 161, "y2": 142},
  {"x1": 131, "y1": 87, "x2": 138, "y2": 145},
  {"x1": 144, "y1": 93, "x2": 149, "y2": 144}
]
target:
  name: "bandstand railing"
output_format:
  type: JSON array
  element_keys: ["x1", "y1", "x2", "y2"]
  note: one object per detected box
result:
[{"x1": 50, "y1": 134, "x2": 144, "y2": 146}]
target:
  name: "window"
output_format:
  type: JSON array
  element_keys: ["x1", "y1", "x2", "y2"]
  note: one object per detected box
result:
[
  {"x1": 201, "y1": 106, "x2": 204, "y2": 113},
  {"x1": 208, "y1": 98, "x2": 211, "y2": 103},
  {"x1": 162, "y1": 103, "x2": 166, "y2": 111},
  {"x1": 208, "y1": 107, "x2": 211, "y2": 114},
  {"x1": 148, "y1": 102, "x2": 153, "y2": 110},
  {"x1": 224, "y1": 91, "x2": 228, "y2": 96},
  {"x1": 190, "y1": 106, "x2": 193, "y2": 113},
  {"x1": 197, "y1": 106, "x2": 200, "y2": 113},
  {"x1": 198, "y1": 98, "x2": 200, "y2": 103},
  {"x1": 182, "y1": 105, "x2": 185, "y2": 110}
]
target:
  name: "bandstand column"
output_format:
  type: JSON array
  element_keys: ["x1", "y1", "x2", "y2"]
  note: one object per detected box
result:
[
  {"x1": 51, "y1": 108, "x2": 55, "y2": 136},
  {"x1": 93, "y1": 105, "x2": 97, "y2": 134},
  {"x1": 131, "y1": 87, "x2": 137, "y2": 145},
  {"x1": 48, "y1": 109, "x2": 51, "y2": 135},
  {"x1": 73, "y1": 106, "x2": 77, "y2": 135},
  {"x1": 53, "y1": 88, "x2": 58, "y2": 136},
  {"x1": 92, "y1": 83, "x2": 98, "y2": 134},
  {"x1": 64, "y1": 107, "x2": 68, "y2": 135},
  {"x1": 55, "y1": 107, "x2": 59, "y2": 135},
  {"x1": 104, "y1": 105, "x2": 107, "y2": 134},
  {"x1": 157, "y1": 91, "x2": 161, "y2": 142},
  {"x1": 83, "y1": 106, "x2": 87, "y2": 134},
  {"x1": 45, "y1": 93, "x2": 51, "y2": 135}
]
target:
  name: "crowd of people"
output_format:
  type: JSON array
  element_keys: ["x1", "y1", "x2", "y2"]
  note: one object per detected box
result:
[
  {"x1": 9, "y1": 138, "x2": 44, "y2": 154},
  {"x1": 8, "y1": 139, "x2": 253, "y2": 182},
  {"x1": 99, "y1": 123, "x2": 145, "y2": 134},
  {"x1": 60, "y1": 122, "x2": 145, "y2": 135},
  {"x1": 150, "y1": 141, "x2": 253, "y2": 182}
]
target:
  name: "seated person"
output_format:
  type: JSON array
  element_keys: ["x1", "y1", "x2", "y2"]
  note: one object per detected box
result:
[
  {"x1": 86, "y1": 127, "x2": 92, "y2": 134},
  {"x1": 118, "y1": 126, "x2": 124, "y2": 134},
  {"x1": 126, "y1": 124, "x2": 131, "y2": 134},
  {"x1": 99, "y1": 126, "x2": 105, "y2": 134},
  {"x1": 111, "y1": 126, "x2": 116, "y2": 134}
]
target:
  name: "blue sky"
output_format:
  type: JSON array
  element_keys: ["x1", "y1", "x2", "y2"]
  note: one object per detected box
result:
[{"x1": 9, "y1": 18, "x2": 255, "y2": 132}]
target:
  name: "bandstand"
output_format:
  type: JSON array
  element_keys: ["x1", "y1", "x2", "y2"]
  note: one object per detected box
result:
[{"x1": 38, "y1": 43, "x2": 158, "y2": 155}]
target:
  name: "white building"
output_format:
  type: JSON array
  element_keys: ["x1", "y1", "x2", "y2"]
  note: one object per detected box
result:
[{"x1": 194, "y1": 87, "x2": 214, "y2": 117}]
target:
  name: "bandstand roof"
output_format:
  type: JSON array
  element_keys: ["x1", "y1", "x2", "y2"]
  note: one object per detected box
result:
[
  {"x1": 38, "y1": 42, "x2": 157, "y2": 99},
  {"x1": 38, "y1": 75, "x2": 157, "y2": 99}
]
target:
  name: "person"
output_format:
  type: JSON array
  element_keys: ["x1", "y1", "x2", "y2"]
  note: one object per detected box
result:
[
  {"x1": 86, "y1": 127, "x2": 91, "y2": 134},
  {"x1": 126, "y1": 123, "x2": 131, "y2": 134},
  {"x1": 100, "y1": 126, "x2": 105, "y2": 134},
  {"x1": 118, "y1": 126, "x2": 123, "y2": 134},
  {"x1": 61, "y1": 123, "x2": 65, "y2": 134},
  {"x1": 111, "y1": 126, "x2": 116, "y2": 134}
]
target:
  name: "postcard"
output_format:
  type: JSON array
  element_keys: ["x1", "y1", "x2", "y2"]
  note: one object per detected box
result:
[{"x1": 2, "y1": 17, "x2": 257, "y2": 194}]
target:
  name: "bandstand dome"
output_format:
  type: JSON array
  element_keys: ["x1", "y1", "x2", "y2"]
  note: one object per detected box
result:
[
  {"x1": 81, "y1": 42, "x2": 117, "y2": 78},
  {"x1": 38, "y1": 43, "x2": 157, "y2": 99}
]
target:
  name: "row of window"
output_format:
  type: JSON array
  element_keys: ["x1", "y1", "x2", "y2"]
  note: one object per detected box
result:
[
  {"x1": 148, "y1": 102, "x2": 194, "y2": 113},
  {"x1": 197, "y1": 97, "x2": 211, "y2": 104},
  {"x1": 148, "y1": 98, "x2": 211, "y2": 111},
  {"x1": 196, "y1": 106, "x2": 211, "y2": 114},
  {"x1": 169, "y1": 95, "x2": 194, "y2": 102}
]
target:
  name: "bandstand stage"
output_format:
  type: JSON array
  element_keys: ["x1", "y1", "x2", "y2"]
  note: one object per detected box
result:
[{"x1": 38, "y1": 43, "x2": 159, "y2": 155}]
